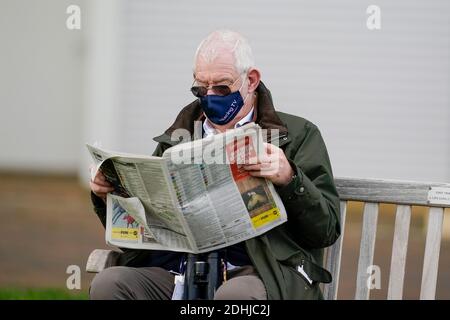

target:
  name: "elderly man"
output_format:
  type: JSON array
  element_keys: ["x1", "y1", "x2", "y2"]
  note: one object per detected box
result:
[{"x1": 89, "y1": 30, "x2": 340, "y2": 300}]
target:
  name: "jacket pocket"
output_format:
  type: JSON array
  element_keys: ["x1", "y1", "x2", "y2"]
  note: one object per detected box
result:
[
  {"x1": 275, "y1": 251, "x2": 331, "y2": 299},
  {"x1": 265, "y1": 229, "x2": 332, "y2": 285},
  {"x1": 276, "y1": 254, "x2": 320, "y2": 299},
  {"x1": 278, "y1": 251, "x2": 331, "y2": 283}
]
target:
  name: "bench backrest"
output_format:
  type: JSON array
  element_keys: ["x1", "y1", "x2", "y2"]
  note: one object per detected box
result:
[{"x1": 323, "y1": 177, "x2": 450, "y2": 300}]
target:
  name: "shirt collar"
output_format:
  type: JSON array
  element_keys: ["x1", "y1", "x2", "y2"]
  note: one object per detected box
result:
[{"x1": 203, "y1": 108, "x2": 255, "y2": 137}]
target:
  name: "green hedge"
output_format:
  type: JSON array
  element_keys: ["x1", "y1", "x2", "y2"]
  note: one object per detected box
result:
[{"x1": 0, "y1": 288, "x2": 88, "y2": 300}]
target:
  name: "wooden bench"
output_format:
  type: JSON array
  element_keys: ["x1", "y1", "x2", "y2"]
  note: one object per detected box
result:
[
  {"x1": 86, "y1": 177, "x2": 449, "y2": 300},
  {"x1": 323, "y1": 177, "x2": 448, "y2": 300}
]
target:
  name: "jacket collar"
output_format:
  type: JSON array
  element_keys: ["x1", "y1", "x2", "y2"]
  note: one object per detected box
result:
[{"x1": 153, "y1": 81, "x2": 290, "y2": 147}]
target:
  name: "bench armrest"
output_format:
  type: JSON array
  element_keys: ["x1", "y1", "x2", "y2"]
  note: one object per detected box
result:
[{"x1": 86, "y1": 249, "x2": 121, "y2": 273}]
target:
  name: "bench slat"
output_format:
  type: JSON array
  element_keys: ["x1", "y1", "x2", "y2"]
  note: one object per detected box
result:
[
  {"x1": 355, "y1": 203, "x2": 379, "y2": 300},
  {"x1": 420, "y1": 207, "x2": 444, "y2": 299},
  {"x1": 335, "y1": 177, "x2": 450, "y2": 207},
  {"x1": 324, "y1": 201, "x2": 347, "y2": 300},
  {"x1": 387, "y1": 205, "x2": 411, "y2": 299}
]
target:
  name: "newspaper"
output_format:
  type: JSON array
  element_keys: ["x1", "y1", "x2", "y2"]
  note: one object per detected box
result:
[{"x1": 87, "y1": 123, "x2": 287, "y2": 253}]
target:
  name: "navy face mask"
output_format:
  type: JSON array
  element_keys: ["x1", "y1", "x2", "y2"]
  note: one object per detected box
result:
[{"x1": 200, "y1": 81, "x2": 247, "y2": 125}]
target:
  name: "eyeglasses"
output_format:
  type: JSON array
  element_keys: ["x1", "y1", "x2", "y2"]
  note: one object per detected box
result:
[{"x1": 190, "y1": 76, "x2": 242, "y2": 98}]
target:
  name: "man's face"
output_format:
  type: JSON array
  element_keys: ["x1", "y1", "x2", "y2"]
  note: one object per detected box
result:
[
  {"x1": 194, "y1": 48, "x2": 253, "y2": 130},
  {"x1": 194, "y1": 48, "x2": 241, "y2": 93}
]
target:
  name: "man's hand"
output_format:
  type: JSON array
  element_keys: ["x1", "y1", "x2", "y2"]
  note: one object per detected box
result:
[
  {"x1": 89, "y1": 165, "x2": 114, "y2": 201},
  {"x1": 242, "y1": 143, "x2": 295, "y2": 187}
]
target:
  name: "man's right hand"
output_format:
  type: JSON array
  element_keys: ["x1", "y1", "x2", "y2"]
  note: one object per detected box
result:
[{"x1": 89, "y1": 166, "x2": 114, "y2": 202}]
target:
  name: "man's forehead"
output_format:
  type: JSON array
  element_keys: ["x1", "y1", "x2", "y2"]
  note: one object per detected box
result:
[
  {"x1": 194, "y1": 49, "x2": 239, "y2": 82},
  {"x1": 195, "y1": 69, "x2": 236, "y2": 83}
]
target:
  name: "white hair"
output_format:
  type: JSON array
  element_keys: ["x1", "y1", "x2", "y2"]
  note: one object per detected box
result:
[{"x1": 193, "y1": 30, "x2": 255, "y2": 74}]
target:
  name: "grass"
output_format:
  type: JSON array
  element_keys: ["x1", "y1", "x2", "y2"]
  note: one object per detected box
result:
[{"x1": 0, "y1": 288, "x2": 88, "y2": 300}]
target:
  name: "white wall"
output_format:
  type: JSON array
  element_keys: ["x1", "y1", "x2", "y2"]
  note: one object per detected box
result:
[
  {"x1": 0, "y1": 0, "x2": 84, "y2": 173},
  {"x1": 80, "y1": 0, "x2": 122, "y2": 180},
  {"x1": 100, "y1": 0, "x2": 449, "y2": 183}
]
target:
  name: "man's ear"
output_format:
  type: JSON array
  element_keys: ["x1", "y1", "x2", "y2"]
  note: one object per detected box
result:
[{"x1": 246, "y1": 68, "x2": 261, "y2": 93}]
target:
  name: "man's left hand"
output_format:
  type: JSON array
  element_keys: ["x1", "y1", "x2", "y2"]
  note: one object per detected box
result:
[{"x1": 242, "y1": 143, "x2": 295, "y2": 187}]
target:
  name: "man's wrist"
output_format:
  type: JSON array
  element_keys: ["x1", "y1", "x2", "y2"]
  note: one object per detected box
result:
[
  {"x1": 283, "y1": 172, "x2": 297, "y2": 187},
  {"x1": 277, "y1": 165, "x2": 297, "y2": 187}
]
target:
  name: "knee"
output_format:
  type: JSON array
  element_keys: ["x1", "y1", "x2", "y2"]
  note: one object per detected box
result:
[
  {"x1": 214, "y1": 276, "x2": 267, "y2": 300},
  {"x1": 89, "y1": 266, "x2": 135, "y2": 300}
]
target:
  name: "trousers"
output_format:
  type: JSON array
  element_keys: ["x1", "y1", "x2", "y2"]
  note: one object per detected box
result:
[{"x1": 89, "y1": 265, "x2": 267, "y2": 300}]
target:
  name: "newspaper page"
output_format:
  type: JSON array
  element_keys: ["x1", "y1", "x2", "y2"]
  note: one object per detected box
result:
[
  {"x1": 162, "y1": 123, "x2": 287, "y2": 253},
  {"x1": 86, "y1": 145, "x2": 195, "y2": 252},
  {"x1": 86, "y1": 123, "x2": 287, "y2": 254}
]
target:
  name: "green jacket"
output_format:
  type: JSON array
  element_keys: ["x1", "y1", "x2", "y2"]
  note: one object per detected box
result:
[{"x1": 92, "y1": 82, "x2": 341, "y2": 299}]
